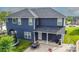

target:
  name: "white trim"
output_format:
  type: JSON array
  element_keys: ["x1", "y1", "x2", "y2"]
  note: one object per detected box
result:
[
  {"x1": 12, "y1": 18, "x2": 17, "y2": 24},
  {"x1": 38, "y1": 32, "x2": 42, "y2": 40},
  {"x1": 60, "y1": 34, "x2": 64, "y2": 44},
  {"x1": 33, "y1": 31, "x2": 58, "y2": 34},
  {"x1": 28, "y1": 18, "x2": 33, "y2": 26},
  {"x1": 64, "y1": 18, "x2": 65, "y2": 26},
  {"x1": 57, "y1": 18, "x2": 62, "y2": 26},
  {"x1": 34, "y1": 18, "x2": 35, "y2": 29},
  {"x1": 28, "y1": 9, "x2": 38, "y2": 18},
  {"x1": 24, "y1": 32, "x2": 31, "y2": 39}
]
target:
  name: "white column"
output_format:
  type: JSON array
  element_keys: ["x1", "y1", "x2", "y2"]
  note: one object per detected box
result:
[
  {"x1": 34, "y1": 18, "x2": 35, "y2": 30},
  {"x1": 34, "y1": 32, "x2": 36, "y2": 43},
  {"x1": 46, "y1": 33, "x2": 48, "y2": 44},
  {"x1": 64, "y1": 18, "x2": 66, "y2": 26},
  {"x1": 61, "y1": 34, "x2": 64, "y2": 44},
  {"x1": 38, "y1": 32, "x2": 42, "y2": 40}
]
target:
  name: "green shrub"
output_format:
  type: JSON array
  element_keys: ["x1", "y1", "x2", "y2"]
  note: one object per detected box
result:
[
  {"x1": 64, "y1": 35, "x2": 79, "y2": 44},
  {"x1": 64, "y1": 27, "x2": 79, "y2": 45},
  {"x1": 69, "y1": 29, "x2": 79, "y2": 35},
  {"x1": 14, "y1": 39, "x2": 32, "y2": 52},
  {"x1": 0, "y1": 35, "x2": 14, "y2": 52}
]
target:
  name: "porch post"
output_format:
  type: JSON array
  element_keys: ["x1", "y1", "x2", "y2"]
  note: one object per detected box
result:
[
  {"x1": 34, "y1": 32, "x2": 36, "y2": 43},
  {"x1": 61, "y1": 34, "x2": 64, "y2": 44},
  {"x1": 34, "y1": 18, "x2": 35, "y2": 30},
  {"x1": 46, "y1": 33, "x2": 48, "y2": 44},
  {"x1": 64, "y1": 18, "x2": 66, "y2": 26}
]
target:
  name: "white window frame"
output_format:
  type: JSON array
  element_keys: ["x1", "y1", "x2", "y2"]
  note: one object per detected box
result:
[
  {"x1": 28, "y1": 18, "x2": 33, "y2": 26},
  {"x1": 12, "y1": 18, "x2": 17, "y2": 24},
  {"x1": 24, "y1": 32, "x2": 31, "y2": 39},
  {"x1": 57, "y1": 18, "x2": 62, "y2": 26},
  {"x1": 18, "y1": 18, "x2": 22, "y2": 25}
]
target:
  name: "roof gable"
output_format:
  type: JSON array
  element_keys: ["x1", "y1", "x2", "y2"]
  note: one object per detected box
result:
[{"x1": 7, "y1": 9, "x2": 34, "y2": 18}]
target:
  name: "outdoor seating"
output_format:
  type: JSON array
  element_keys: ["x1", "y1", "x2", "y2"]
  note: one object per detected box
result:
[{"x1": 31, "y1": 41, "x2": 40, "y2": 49}]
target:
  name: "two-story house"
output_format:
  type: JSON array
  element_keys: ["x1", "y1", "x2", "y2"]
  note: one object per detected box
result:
[{"x1": 6, "y1": 8, "x2": 66, "y2": 44}]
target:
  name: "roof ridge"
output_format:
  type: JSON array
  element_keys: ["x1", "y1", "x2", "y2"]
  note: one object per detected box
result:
[
  {"x1": 7, "y1": 7, "x2": 66, "y2": 18},
  {"x1": 28, "y1": 9, "x2": 38, "y2": 18}
]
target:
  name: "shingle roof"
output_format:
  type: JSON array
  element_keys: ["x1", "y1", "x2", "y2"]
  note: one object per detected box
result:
[
  {"x1": 7, "y1": 7, "x2": 66, "y2": 18},
  {"x1": 7, "y1": 9, "x2": 34, "y2": 18},
  {"x1": 31, "y1": 8, "x2": 65, "y2": 18}
]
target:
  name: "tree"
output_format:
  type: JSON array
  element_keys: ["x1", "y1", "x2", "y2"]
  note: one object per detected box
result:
[
  {"x1": 0, "y1": 35, "x2": 14, "y2": 52},
  {"x1": 0, "y1": 11, "x2": 10, "y2": 31},
  {"x1": 66, "y1": 16, "x2": 73, "y2": 25}
]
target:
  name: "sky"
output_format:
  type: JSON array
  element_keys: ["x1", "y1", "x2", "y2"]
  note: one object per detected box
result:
[{"x1": 0, "y1": 7, "x2": 79, "y2": 16}]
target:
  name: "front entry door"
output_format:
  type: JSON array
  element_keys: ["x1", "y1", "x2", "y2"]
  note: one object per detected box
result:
[{"x1": 38, "y1": 32, "x2": 42, "y2": 40}]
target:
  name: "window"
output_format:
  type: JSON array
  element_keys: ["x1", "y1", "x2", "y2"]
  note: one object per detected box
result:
[
  {"x1": 18, "y1": 18, "x2": 21, "y2": 25},
  {"x1": 24, "y1": 32, "x2": 31, "y2": 39},
  {"x1": 28, "y1": 18, "x2": 33, "y2": 26},
  {"x1": 57, "y1": 18, "x2": 62, "y2": 26},
  {"x1": 12, "y1": 18, "x2": 17, "y2": 24}
]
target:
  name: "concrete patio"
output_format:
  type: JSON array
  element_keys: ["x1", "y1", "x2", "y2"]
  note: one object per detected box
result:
[{"x1": 24, "y1": 43, "x2": 76, "y2": 52}]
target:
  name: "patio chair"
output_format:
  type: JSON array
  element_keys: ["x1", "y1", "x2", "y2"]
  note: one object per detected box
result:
[{"x1": 31, "y1": 41, "x2": 40, "y2": 49}]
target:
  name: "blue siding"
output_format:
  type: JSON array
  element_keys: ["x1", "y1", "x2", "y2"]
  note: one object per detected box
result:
[
  {"x1": 35, "y1": 18, "x2": 64, "y2": 27},
  {"x1": 40, "y1": 18, "x2": 57, "y2": 27},
  {"x1": 6, "y1": 18, "x2": 34, "y2": 41},
  {"x1": 6, "y1": 18, "x2": 64, "y2": 42}
]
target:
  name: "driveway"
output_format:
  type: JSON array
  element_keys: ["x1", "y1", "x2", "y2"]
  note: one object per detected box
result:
[
  {"x1": 24, "y1": 43, "x2": 76, "y2": 52},
  {"x1": 24, "y1": 43, "x2": 58, "y2": 52}
]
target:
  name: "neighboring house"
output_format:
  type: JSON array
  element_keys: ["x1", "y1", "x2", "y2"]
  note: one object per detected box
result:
[
  {"x1": 6, "y1": 8, "x2": 66, "y2": 44},
  {"x1": 72, "y1": 17, "x2": 79, "y2": 25},
  {"x1": 0, "y1": 23, "x2": 6, "y2": 31}
]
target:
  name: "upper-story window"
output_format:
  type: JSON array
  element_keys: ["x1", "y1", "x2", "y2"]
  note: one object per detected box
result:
[
  {"x1": 12, "y1": 18, "x2": 17, "y2": 24},
  {"x1": 12, "y1": 18, "x2": 22, "y2": 25},
  {"x1": 28, "y1": 18, "x2": 33, "y2": 26},
  {"x1": 57, "y1": 18, "x2": 62, "y2": 26},
  {"x1": 18, "y1": 18, "x2": 22, "y2": 25}
]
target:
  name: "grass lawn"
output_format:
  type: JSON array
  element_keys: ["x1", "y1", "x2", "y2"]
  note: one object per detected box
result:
[
  {"x1": 64, "y1": 26, "x2": 79, "y2": 45},
  {"x1": 13, "y1": 39, "x2": 32, "y2": 52}
]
